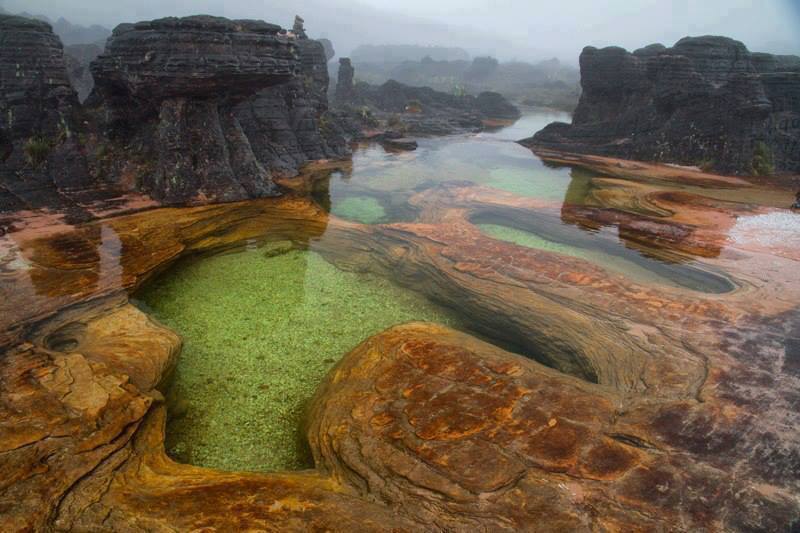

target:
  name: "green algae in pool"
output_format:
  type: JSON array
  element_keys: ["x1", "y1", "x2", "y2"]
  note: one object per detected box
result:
[{"x1": 136, "y1": 248, "x2": 464, "y2": 473}]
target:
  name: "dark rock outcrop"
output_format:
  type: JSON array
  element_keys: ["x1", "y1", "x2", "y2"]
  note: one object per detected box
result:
[
  {"x1": 0, "y1": 13, "x2": 351, "y2": 211},
  {"x1": 335, "y1": 63, "x2": 521, "y2": 137},
  {"x1": 0, "y1": 15, "x2": 90, "y2": 212},
  {"x1": 233, "y1": 22, "x2": 348, "y2": 178},
  {"x1": 89, "y1": 16, "x2": 298, "y2": 204},
  {"x1": 475, "y1": 90, "x2": 522, "y2": 120},
  {"x1": 335, "y1": 57, "x2": 355, "y2": 103},
  {"x1": 527, "y1": 36, "x2": 800, "y2": 175}
]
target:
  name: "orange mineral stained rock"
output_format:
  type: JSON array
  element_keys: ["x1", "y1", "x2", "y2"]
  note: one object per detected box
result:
[{"x1": 1, "y1": 158, "x2": 798, "y2": 529}]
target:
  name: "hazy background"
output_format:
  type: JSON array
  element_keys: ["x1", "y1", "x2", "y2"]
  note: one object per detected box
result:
[{"x1": 4, "y1": 0, "x2": 799, "y2": 63}]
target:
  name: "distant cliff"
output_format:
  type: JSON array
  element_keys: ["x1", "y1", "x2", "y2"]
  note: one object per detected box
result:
[{"x1": 525, "y1": 36, "x2": 800, "y2": 175}]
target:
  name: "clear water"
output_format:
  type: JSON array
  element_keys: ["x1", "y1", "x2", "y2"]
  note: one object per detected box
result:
[
  {"x1": 138, "y1": 111, "x2": 736, "y2": 473},
  {"x1": 138, "y1": 248, "x2": 465, "y2": 472}
]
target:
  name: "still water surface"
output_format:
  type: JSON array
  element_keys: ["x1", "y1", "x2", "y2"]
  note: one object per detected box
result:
[{"x1": 138, "y1": 111, "x2": 735, "y2": 472}]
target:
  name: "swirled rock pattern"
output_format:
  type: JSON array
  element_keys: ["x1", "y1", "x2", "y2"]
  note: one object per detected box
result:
[
  {"x1": 527, "y1": 36, "x2": 800, "y2": 175},
  {"x1": 0, "y1": 154, "x2": 798, "y2": 529}
]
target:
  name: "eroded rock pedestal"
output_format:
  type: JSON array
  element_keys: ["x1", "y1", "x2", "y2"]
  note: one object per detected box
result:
[{"x1": 90, "y1": 16, "x2": 298, "y2": 204}]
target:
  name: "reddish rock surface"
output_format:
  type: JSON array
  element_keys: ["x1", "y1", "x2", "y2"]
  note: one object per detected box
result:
[{"x1": 0, "y1": 159, "x2": 799, "y2": 530}]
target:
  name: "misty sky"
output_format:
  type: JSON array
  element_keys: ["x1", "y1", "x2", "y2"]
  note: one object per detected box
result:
[{"x1": 5, "y1": 0, "x2": 799, "y2": 63}]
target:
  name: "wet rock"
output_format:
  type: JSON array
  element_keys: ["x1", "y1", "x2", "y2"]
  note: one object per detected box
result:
[
  {"x1": 526, "y1": 36, "x2": 800, "y2": 175},
  {"x1": 382, "y1": 137, "x2": 418, "y2": 151},
  {"x1": 1, "y1": 179, "x2": 799, "y2": 529}
]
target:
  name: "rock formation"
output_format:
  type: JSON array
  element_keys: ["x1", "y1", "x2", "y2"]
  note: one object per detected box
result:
[
  {"x1": 475, "y1": 90, "x2": 522, "y2": 120},
  {"x1": 234, "y1": 21, "x2": 348, "y2": 178},
  {"x1": 526, "y1": 36, "x2": 800, "y2": 175},
  {"x1": 0, "y1": 15, "x2": 91, "y2": 213},
  {"x1": 334, "y1": 61, "x2": 520, "y2": 136},
  {"x1": 0, "y1": 165, "x2": 798, "y2": 529},
  {"x1": 335, "y1": 57, "x2": 355, "y2": 103},
  {"x1": 89, "y1": 16, "x2": 299, "y2": 204},
  {"x1": 0, "y1": 13, "x2": 350, "y2": 211}
]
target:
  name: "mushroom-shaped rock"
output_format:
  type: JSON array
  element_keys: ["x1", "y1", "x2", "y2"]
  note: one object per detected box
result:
[{"x1": 89, "y1": 16, "x2": 302, "y2": 204}]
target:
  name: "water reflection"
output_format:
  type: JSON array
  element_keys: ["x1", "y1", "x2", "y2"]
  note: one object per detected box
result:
[{"x1": 310, "y1": 110, "x2": 733, "y2": 291}]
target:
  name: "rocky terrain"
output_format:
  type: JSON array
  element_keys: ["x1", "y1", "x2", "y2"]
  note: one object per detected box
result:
[
  {"x1": 0, "y1": 14, "x2": 350, "y2": 210},
  {"x1": 0, "y1": 166, "x2": 798, "y2": 530},
  {"x1": 344, "y1": 54, "x2": 580, "y2": 111},
  {"x1": 526, "y1": 36, "x2": 800, "y2": 176},
  {"x1": 333, "y1": 59, "x2": 520, "y2": 136},
  {"x1": 0, "y1": 15, "x2": 91, "y2": 215}
]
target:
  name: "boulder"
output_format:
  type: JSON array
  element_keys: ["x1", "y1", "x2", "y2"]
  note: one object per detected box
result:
[
  {"x1": 526, "y1": 36, "x2": 800, "y2": 175},
  {"x1": 475, "y1": 90, "x2": 522, "y2": 119}
]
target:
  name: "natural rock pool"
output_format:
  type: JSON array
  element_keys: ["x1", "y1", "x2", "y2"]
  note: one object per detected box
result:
[
  {"x1": 129, "y1": 111, "x2": 757, "y2": 473},
  {"x1": 2, "y1": 110, "x2": 799, "y2": 531},
  {"x1": 137, "y1": 248, "x2": 464, "y2": 471}
]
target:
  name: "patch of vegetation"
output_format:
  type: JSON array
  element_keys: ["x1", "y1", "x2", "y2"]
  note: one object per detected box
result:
[
  {"x1": 24, "y1": 136, "x2": 51, "y2": 168},
  {"x1": 358, "y1": 105, "x2": 379, "y2": 127},
  {"x1": 750, "y1": 141, "x2": 774, "y2": 176}
]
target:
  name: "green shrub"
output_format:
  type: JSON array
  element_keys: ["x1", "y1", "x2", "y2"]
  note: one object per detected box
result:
[
  {"x1": 750, "y1": 141, "x2": 774, "y2": 176},
  {"x1": 24, "y1": 136, "x2": 51, "y2": 168}
]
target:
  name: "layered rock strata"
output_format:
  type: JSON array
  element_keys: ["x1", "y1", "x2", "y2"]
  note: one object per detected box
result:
[
  {"x1": 90, "y1": 16, "x2": 298, "y2": 204},
  {"x1": 527, "y1": 36, "x2": 800, "y2": 175},
  {"x1": 0, "y1": 15, "x2": 91, "y2": 212},
  {"x1": 234, "y1": 18, "x2": 348, "y2": 178}
]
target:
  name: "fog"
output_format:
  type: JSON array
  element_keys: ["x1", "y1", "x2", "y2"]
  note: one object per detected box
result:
[{"x1": 4, "y1": 0, "x2": 799, "y2": 63}]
